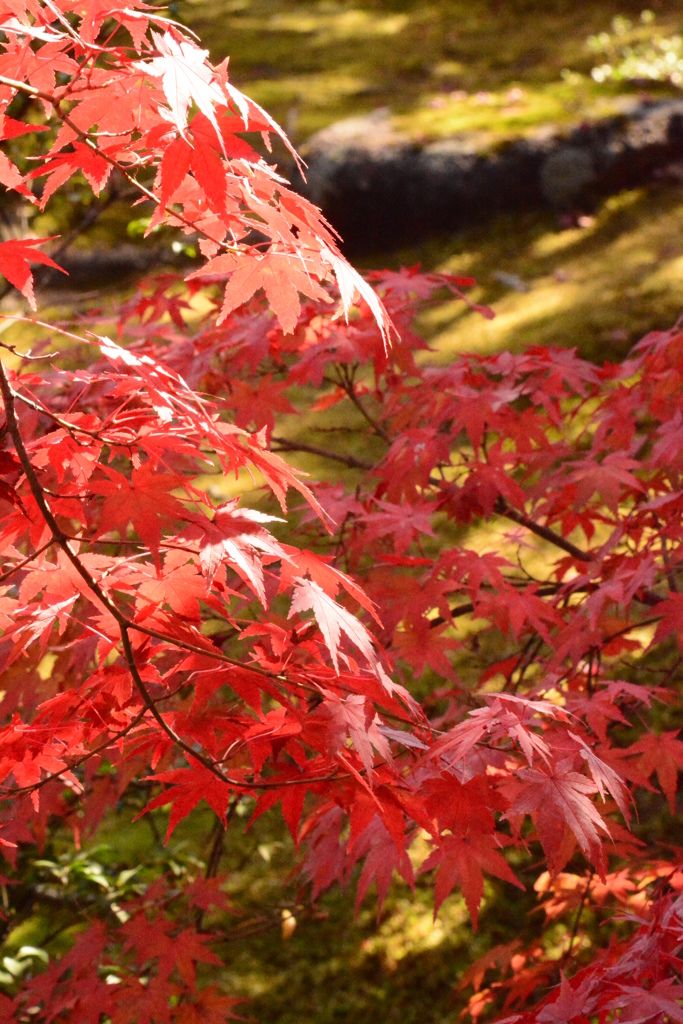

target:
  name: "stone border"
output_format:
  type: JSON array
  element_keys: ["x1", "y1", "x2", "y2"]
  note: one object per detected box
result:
[
  {"x1": 30, "y1": 98, "x2": 683, "y2": 291},
  {"x1": 295, "y1": 99, "x2": 683, "y2": 255}
]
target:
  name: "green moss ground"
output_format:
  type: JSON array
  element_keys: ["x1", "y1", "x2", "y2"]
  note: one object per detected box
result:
[
  {"x1": 177, "y1": 0, "x2": 681, "y2": 143},
  {"x1": 386, "y1": 181, "x2": 683, "y2": 363}
]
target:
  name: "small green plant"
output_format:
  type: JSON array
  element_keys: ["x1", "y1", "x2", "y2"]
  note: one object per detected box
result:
[{"x1": 588, "y1": 10, "x2": 683, "y2": 86}]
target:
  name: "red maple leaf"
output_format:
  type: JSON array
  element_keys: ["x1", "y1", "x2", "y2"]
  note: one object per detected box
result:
[
  {"x1": 90, "y1": 463, "x2": 186, "y2": 564},
  {"x1": 181, "y1": 499, "x2": 286, "y2": 604},
  {"x1": 194, "y1": 250, "x2": 329, "y2": 334},
  {"x1": 313, "y1": 691, "x2": 391, "y2": 777},
  {"x1": 421, "y1": 831, "x2": 522, "y2": 928},
  {"x1": 288, "y1": 575, "x2": 379, "y2": 675},
  {"x1": 352, "y1": 816, "x2": 415, "y2": 913},
  {"x1": 508, "y1": 760, "x2": 611, "y2": 877},
  {"x1": 627, "y1": 730, "x2": 683, "y2": 813},
  {"x1": 0, "y1": 236, "x2": 66, "y2": 308}
]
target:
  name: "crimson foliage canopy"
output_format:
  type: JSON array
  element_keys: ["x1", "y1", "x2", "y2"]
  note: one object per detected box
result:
[{"x1": 0, "y1": 1, "x2": 682, "y2": 1021}]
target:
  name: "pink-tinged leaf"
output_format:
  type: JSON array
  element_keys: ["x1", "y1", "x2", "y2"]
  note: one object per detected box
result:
[
  {"x1": 0, "y1": 150, "x2": 35, "y2": 201},
  {"x1": 429, "y1": 695, "x2": 559, "y2": 769},
  {"x1": 181, "y1": 499, "x2": 286, "y2": 604},
  {"x1": 213, "y1": 57, "x2": 303, "y2": 166},
  {"x1": 569, "y1": 732, "x2": 631, "y2": 819},
  {"x1": 279, "y1": 547, "x2": 381, "y2": 624},
  {"x1": 565, "y1": 452, "x2": 645, "y2": 513},
  {"x1": 315, "y1": 691, "x2": 391, "y2": 777},
  {"x1": 194, "y1": 251, "x2": 328, "y2": 334},
  {"x1": 508, "y1": 760, "x2": 610, "y2": 877},
  {"x1": 0, "y1": 236, "x2": 66, "y2": 309},
  {"x1": 174, "y1": 986, "x2": 244, "y2": 1023},
  {"x1": 319, "y1": 243, "x2": 393, "y2": 348},
  {"x1": 536, "y1": 972, "x2": 596, "y2": 1024},
  {"x1": 353, "y1": 817, "x2": 414, "y2": 914},
  {"x1": 289, "y1": 575, "x2": 378, "y2": 673},
  {"x1": 136, "y1": 31, "x2": 226, "y2": 143},
  {"x1": 0, "y1": 18, "x2": 65, "y2": 42},
  {"x1": 605, "y1": 980, "x2": 683, "y2": 1024},
  {"x1": 300, "y1": 805, "x2": 347, "y2": 901}
]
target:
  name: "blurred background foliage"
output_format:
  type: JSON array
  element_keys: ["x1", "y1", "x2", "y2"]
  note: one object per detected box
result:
[{"x1": 1, "y1": 2, "x2": 683, "y2": 1023}]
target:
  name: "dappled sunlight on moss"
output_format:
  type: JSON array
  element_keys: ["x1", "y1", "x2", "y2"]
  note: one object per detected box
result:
[
  {"x1": 393, "y1": 80, "x2": 641, "y2": 144},
  {"x1": 424, "y1": 283, "x2": 578, "y2": 357},
  {"x1": 362, "y1": 893, "x2": 467, "y2": 970},
  {"x1": 246, "y1": 71, "x2": 373, "y2": 130},
  {"x1": 178, "y1": 0, "x2": 681, "y2": 142},
  {"x1": 393, "y1": 183, "x2": 683, "y2": 361},
  {"x1": 264, "y1": 9, "x2": 410, "y2": 41}
]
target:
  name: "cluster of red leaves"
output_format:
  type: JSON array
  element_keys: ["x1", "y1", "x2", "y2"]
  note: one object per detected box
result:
[{"x1": 0, "y1": 0, "x2": 682, "y2": 1021}]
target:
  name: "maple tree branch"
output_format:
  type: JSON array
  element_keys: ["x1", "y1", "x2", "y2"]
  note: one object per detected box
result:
[
  {"x1": 506, "y1": 634, "x2": 545, "y2": 694},
  {"x1": 428, "y1": 585, "x2": 563, "y2": 628},
  {"x1": 271, "y1": 434, "x2": 374, "y2": 470},
  {"x1": 661, "y1": 535, "x2": 679, "y2": 594},
  {"x1": 0, "y1": 370, "x2": 368, "y2": 797},
  {"x1": 0, "y1": 74, "x2": 38, "y2": 96},
  {"x1": 117, "y1": 624, "x2": 231, "y2": 778},
  {"x1": 12, "y1": 385, "x2": 136, "y2": 449},
  {"x1": 495, "y1": 497, "x2": 592, "y2": 563},
  {"x1": 0, "y1": 357, "x2": 240, "y2": 788},
  {"x1": 562, "y1": 871, "x2": 594, "y2": 964},
  {"x1": 0, "y1": 537, "x2": 56, "y2": 583},
  {"x1": 205, "y1": 811, "x2": 231, "y2": 880},
  {"x1": 496, "y1": 498, "x2": 664, "y2": 607},
  {"x1": 602, "y1": 615, "x2": 662, "y2": 644},
  {"x1": 0, "y1": 361, "x2": 118, "y2": 606},
  {"x1": 0, "y1": 704, "x2": 149, "y2": 801},
  {"x1": 0, "y1": 74, "x2": 234, "y2": 254},
  {"x1": 195, "y1": 804, "x2": 237, "y2": 930},
  {"x1": 335, "y1": 365, "x2": 391, "y2": 444}
]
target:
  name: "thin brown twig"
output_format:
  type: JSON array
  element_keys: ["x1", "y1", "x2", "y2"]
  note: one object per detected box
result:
[
  {"x1": 0, "y1": 74, "x2": 237, "y2": 254},
  {"x1": 12, "y1": 387, "x2": 135, "y2": 448},
  {"x1": 0, "y1": 359, "x2": 367, "y2": 796},
  {"x1": 335, "y1": 364, "x2": 391, "y2": 444},
  {"x1": 0, "y1": 704, "x2": 149, "y2": 802},
  {"x1": 0, "y1": 538, "x2": 56, "y2": 583},
  {"x1": 0, "y1": 357, "x2": 237, "y2": 787},
  {"x1": 496, "y1": 498, "x2": 663, "y2": 607},
  {"x1": 562, "y1": 871, "x2": 594, "y2": 964},
  {"x1": 271, "y1": 434, "x2": 374, "y2": 470},
  {"x1": 496, "y1": 497, "x2": 593, "y2": 564}
]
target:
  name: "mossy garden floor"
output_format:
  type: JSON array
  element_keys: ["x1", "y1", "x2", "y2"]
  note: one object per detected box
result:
[
  {"x1": 385, "y1": 181, "x2": 683, "y2": 364},
  {"x1": 177, "y1": 0, "x2": 681, "y2": 144}
]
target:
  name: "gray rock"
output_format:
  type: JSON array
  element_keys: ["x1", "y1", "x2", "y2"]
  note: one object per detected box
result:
[
  {"x1": 540, "y1": 146, "x2": 596, "y2": 207},
  {"x1": 294, "y1": 99, "x2": 683, "y2": 254}
]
